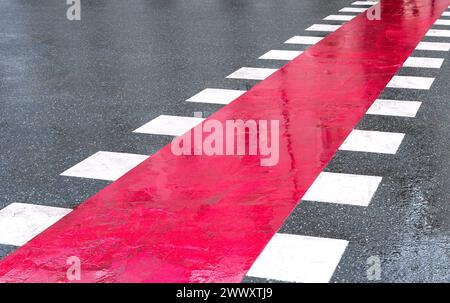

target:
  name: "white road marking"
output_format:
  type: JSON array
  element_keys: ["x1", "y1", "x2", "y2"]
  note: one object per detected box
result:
[
  {"x1": 367, "y1": 99, "x2": 422, "y2": 117},
  {"x1": 403, "y1": 56, "x2": 444, "y2": 69},
  {"x1": 246, "y1": 234, "x2": 348, "y2": 283},
  {"x1": 259, "y1": 50, "x2": 303, "y2": 60},
  {"x1": 352, "y1": 1, "x2": 378, "y2": 5},
  {"x1": 416, "y1": 41, "x2": 450, "y2": 51},
  {"x1": 339, "y1": 129, "x2": 405, "y2": 154},
  {"x1": 133, "y1": 115, "x2": 205, "y2": 136},
  {"x1": 306, "y1": 24, "x2": 342, "y2": 32},
  {"x1": 0, "y1": 203, "x2": 71, "y2": 246},
  {"x1": 435, "y1": 19, "x2": 450, "y2": 26},
  {"x1": 426, "y1": 29, "x2": 450, "y2": 37},
  {"x1": 442, "y1": 12, "x2": 450, "y2": 17},
  {"x1": 284, "y1": 36, "x2": 324, "y2": 45},
  {"x1": 226, "y1": 67, "x2": 278, "y2": 80},
  {"x1": 186, "y1": 88, "x2": 246, "y2": 105},
  {"x1": 302, "y1": 172, "x2": 382, "y2": 206},
  {"x1": 339, "y1": 7, "x2": 367, "y2": 13},
  {"x1": 324, "y1": 15, "x2": 356, "y2": 21},
  {"x1": 387, "y1": 76, "x2": 435, "y2": 90},
  {"x1": 61, "y1": 151, "x2": 149, "y2": 181}
]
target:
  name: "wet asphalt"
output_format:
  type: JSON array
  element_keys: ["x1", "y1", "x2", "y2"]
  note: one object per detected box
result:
[{"x1": 0, "y1": 0, "x2": 449, "y2": 282}]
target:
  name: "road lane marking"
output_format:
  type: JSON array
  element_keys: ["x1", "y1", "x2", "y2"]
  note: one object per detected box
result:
[
  {"x1": 246, "y1": 234, "x2": 348, "y2": 283},
  {"x1": 61, "y1": 151, "x2": 149, "y2": 181},
  {"x1": 302, "y1": 172, "x2": 382, "y2": 207},
  {"x1": 339, "y1": 130, "x2": 405, "y2": 154},
  {"x1": 387, "y1": 76, "x2": 435, "y2": 90},
  {"x1": 133, "y1": 115, "x2": 205, "y2": 136},
  {"x1": 258, "y1": 50, "x2": 303, "y2": 60},
  {"x1": 226, "y1": 67, "x2": 278, "y2": 80},
  {"x1": 0, "y1": 203, "x2": 71, "y2": 246},
  {"x1": 284, "y1": 35, "x2": 324, "y2": 45},
  {"x1": 186, "y1": 88, "x2": 246, "y2": 105},
  {"x1": 366, "y1": 99, "x2": 422, "y2": 117}
]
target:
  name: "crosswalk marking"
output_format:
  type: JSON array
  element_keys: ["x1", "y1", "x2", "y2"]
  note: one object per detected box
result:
[
  {"x1": 133, "y1": 115, "x2": 205, "y2": 136},
  {"x1": 246, "y1": 234, "x2": 348, "y2": 283},
  {"x1": 306, "y1": 24, "x2": 342, "y2": 32},
  {"x1": 339, "y1": 7, "x2": 367, "y2": 13},
  {"x1": 366, "y1": 99, "x2": 422, "y2": 117},
  {"x1": 302, "y1": 172, "x2": 382, "y2": 206},
  {"x1": 387, "y1": 76, "x2": 435, "y2": 90},
  {"x1": 403, "y1": 56, "x2": 444, "y2": 68},
  {"x1": 339, "y1": 130, "x2": 405, "y2": 154},
  {"x1": 61, "y1": 151, "x2": 149, "y2": 181},
  {"x1": 426, "y1": 29, "x2": 450, "y2": 37},
  {"x1": 435, "y1": 19, "x2": 450, "y2": 25},
  {"x1": 226, "y1": 67, "x2": 278, "y2": 80},
  {"x1": 0, "y1": 203, "x2": 71, "y2": 246},
  {"x1": 258, "y1": 50, "x2": 303, "y2": 60},
  {"x1": 416, "y1": 41, "x2": 450, "y2": 51},
  {"x1": 284, "y1": 35, "x2": 324, "y2": 45},
  {"x1": 186, "y1": 88, "x2": 246, "y2": 105},
  {"x1": 323, "y1": 15, "x2": 356, "y2": 21},
  {"x1": 352, "y1": 1, "x2": 378, "y2": 5}
]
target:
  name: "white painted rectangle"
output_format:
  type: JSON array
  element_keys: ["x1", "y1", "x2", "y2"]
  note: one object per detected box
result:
[
  {"x1": 416, "y1": 41, "x2": 450, "y2": 51},
  {"x1": 352, "y1": 1, "x2": 378, "y2": 5},
  {"x1": 366, "y1": 99, "x2": 422, "y2": 117},
  {"x1": 339, "y1": 129, "x2": 405, "y2": 154},
  {"x1": 435, "y1": 19, "x2": 450, "y2": 25},
  {"x1": 284, "y1": 36, "x2": 324, "y2": 45},
  {"x1": 426, "y1": 29, "x2": 450, "y2": 37},
  {"x1": 324, "y1": 15, "x2": 356, "y2": 21},
  {"x1": 302, "y1": 172, "x2": 382, "y2": 206},
  {"x1": 403, "y1": 56, "x2": 444, "y2": 68},
  {"x1": 61, "y1": 151, "x2": 149, "y2": 181},
  {"x1": 226, "y1": 67, "x2": 277, "y2": 80},
  {"x1": 387, "y1": 76, "x2": 435, "y2": 90},
  {"x1": 306, "y1": 24, "x2": 342, "y2": 32},
  {"x1": 0, "y1": 203, "x2": 72, "y2": 246},
  {"x1": 442, "y1": 12, "x2": 450, "y2": 17},
  {"x1": 133, "y1": 115, "x2": 205, "y2": 136},
  {"x1": 186, "y1": 88, "x2": 246, "y2": 105},
  {"x1": 259, "y1": 50, "x2": 303, "y2": 60},
  {"x1": 246, "y1": 234, "x2": 348, "y2": 283},
  {"x1": 339, "y1": 7, "x2": 367, "y2": 13}
]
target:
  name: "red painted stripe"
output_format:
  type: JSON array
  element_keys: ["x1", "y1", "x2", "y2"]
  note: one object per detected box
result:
[{"x1": 1, "y1": 0, "x2": 448, "y2": 282}]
